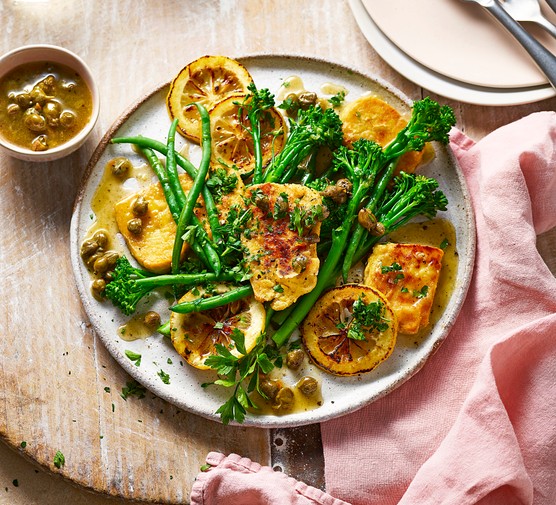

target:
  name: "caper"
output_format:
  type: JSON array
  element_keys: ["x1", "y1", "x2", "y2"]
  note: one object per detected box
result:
[
  {"x1": 253, "y1": 192, "x2": 269, "y2": 212},
  {"x1": 297, "y1": 376, "x2": 318, "y2": 397},
  {"x1": 15, "y1": 92, "x2": 32, "y2": 108},
  {"x1": 273, "y1": 387, "x2": 294, "y2": 411},
  {"x1": 358, "y1": 208, "x2": 385, "y2": 236},
  {"x1": 286, "y1": 348, "x2": 305, "y2": 369},
  {"x1": 259, "y1": 379, "x2": 281, "y2": 400},
  {"x1": 291, "y1": 255, "x2": 308, "y2": 274},
  {"x1": 127, "y1": 218, "x2": 143, "y2": 235},
  {"x1": 144, "y1": 311, "x2": 161, "y2": 329},
  {"x1": 43, "y1": 101, "x2": 61, "y2": 121},
  {"x1": 39, "y1": 75, "x2": 56, "y2": 94},
  {"x1": 274, "y1": 194, "x2": 288, "y2": 216},
  {"x1": 92, "y1": 230, "x2": 109, "y2": 248},
  {"x1": 85, "y1": 251, "x2": 104, "y2": 270},
  {"x1": 107, "y1": 157, "x2": 133, "y2": 178},
  {"x1": 23, "y1": 109, "x2": 47, "y2": 132},
  {"x1": 103, "y1": 251, "x2": 120, "y2": 269},
  {"x1": 7, "y1": 103, "x2": 20, "y2": 115},
  {"x1": 30, "y1": 86, "x2": 48, "y2": 105},
  {"x1": 132, "y1": 195, "x2": 149, "y2": 217},
  {"x1": 285, "y1": 92, "x2": 299, "y2": 105},
  {"x1": 59, "y1": 110, "x2": 76, "y2": 128},
  {"x1": 31, "y1": 135, "x2": 48, "y2": 151},
  {"x1": 298, "y1": 91, "x2": 317, "y2": 109},
  {"x1": 103, "y1": 271, "x2": 114, "y2": 282},
  {"x1": 93, "y1": 256, "x2": 109, "y2": 274},
  {"x1": 91, "y1": 278, "x2": 106, "y2": 296},
  {"x1": 80, "y1": 238, "x2": 99, "y2": 259}
]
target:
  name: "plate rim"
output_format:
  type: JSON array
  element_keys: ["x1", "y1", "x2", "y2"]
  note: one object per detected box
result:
[{"x1": 70, "y1": 53, "x2": 476, "y2": 428}]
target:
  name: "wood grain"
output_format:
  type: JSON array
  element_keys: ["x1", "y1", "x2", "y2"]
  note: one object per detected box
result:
[{"x1": 1, "y1": 0, "x2": 554, "y2": 504}]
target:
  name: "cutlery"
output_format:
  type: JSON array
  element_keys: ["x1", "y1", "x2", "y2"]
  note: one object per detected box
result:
[
  {"x1": 501, "y1": 0, "x2": 556, "y2": 38},
  {"x1": 463, "y1": 0, "x2": 556, "y2": 89}
]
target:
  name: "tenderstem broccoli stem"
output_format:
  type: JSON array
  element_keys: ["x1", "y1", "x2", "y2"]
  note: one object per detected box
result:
[
  {"x1": 170, "y1": 285, "x2": 254, "y2": 314},
  {"x1": 172, "y1": 103, "x2": 216, "y2": 274},
  {"x1": 341, "y1": 159, "x2": 399, "y2": 280}
]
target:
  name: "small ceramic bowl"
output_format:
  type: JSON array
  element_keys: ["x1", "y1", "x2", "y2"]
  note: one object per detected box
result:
[{"x1": 0, "y1": 44, "x2": 100, "y2": 162}]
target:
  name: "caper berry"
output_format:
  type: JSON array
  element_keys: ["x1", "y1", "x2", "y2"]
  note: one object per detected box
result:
[
  {"x1": 92, "y1": 230, "x2": 109, "y2": 248},
  {"x1": 273, "y1": 387, "x2": 294, "y2": 411},
  {"x1": 127, "y1": 218, "x2": 143, "y2": 235},
  {"x1": 297, "y1": 376, "x2": 318, "y2": 397},
  {"x1": 132, "y1": 195, "x2": 149, "y2": 217},
  {"x1": 144, "y1": 311, "x2": 161, "y2": 329},
  {"x1": 108, "y1": 157, "x2": 133, "y2": 178},
  {"x1": 286, "y1": 348, "x2": 305, "y2": 369}
]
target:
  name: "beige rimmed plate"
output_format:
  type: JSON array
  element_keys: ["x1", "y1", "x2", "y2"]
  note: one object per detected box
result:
[{"x1": 70, "y1": 55, "x2": 475, "y2": 427}]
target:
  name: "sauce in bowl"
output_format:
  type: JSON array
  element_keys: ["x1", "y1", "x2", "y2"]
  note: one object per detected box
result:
[{"x1": 0, "y1": 61, "x2": 93, "y2": 152}]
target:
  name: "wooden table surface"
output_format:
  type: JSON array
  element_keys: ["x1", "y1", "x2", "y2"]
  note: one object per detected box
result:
[{"x1": 1, "y1": 1, "x2": 555, "y2": 504}]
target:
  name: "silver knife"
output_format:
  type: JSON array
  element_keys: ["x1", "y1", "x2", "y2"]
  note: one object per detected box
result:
[{"x1": 463, "y1": 0, "x2": 556, "y2": 89}]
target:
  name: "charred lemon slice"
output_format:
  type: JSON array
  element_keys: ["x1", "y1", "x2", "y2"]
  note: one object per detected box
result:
[
  {"x1": 301, "y1": 284, "x2": 397, "y2": 376},
  {"x1": 167, "y1": 55, "x2": 253, "y2": 142},
  {"x1": 210, "y1": 94, "x2": 285, "y2": 176},
  {"x1": 170, "y1": 284, "x2": 265, "y2": 370},
  {"x1": 340, "y1": 94, "x2": 434, "y2": 174}
]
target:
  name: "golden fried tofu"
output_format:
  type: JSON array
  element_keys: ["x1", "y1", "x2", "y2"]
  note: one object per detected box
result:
[
  {"x1": 340, "y1": 94, "x2": 434, "y2": 174},
  {"x1": 115, "y1": 174, "x2": 207, "y2": 273},
  {"x1": 242, "y1": 183, "x2": 324, "y2": 311},
  {"x1": 363, "y1": 243, "x2": 444, "y2": 334}
]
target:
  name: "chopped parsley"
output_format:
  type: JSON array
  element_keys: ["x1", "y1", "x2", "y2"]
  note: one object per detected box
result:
[
  {"x1": 53, "y1": 450, "x2": 65, "y2": 469},
  {"x1": 125, "y1": 350, "x2": 142, "y2": 367},
  {"x1": 439, "y1": 238, "x2": 449, "y2": 250},
  {"x1": 273, "y1": 284, "x2": 284, "y2": 293},
  {"x1": 120, "y1": 380, "x2": 146, "y2": 400},
  {"x1": 328, "y1": 90, "x2": 346, "y2": 107},
  {"x1": 289, "y1": 204, "x2": 325, "y2": 236},
  {"x1": 206, "y1": 168, "x2": 238, "y2": 203},
  {"x1": 413, "y1": 285, "x2": 429, "y2": 299},
  {"x1": 158, "y1": 369, "x2": 171, "y2": 384},
  {"x1": 347, "y1": 296, "x2": 390, "y2": 340}
]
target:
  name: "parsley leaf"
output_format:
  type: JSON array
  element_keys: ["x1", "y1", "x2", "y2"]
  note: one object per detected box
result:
[
  {"x1": 347, "y1": 296, "x2": 390, "y2": 340},
  {"x1": 125, "y1": 350, "x2": 142, "y2": 367},
  {"x1": 53, "y1": 450, "x2": 65, "y2": 469},
  {"x1": 120, "y1": 380, "x2": 146, "y2": 400}
]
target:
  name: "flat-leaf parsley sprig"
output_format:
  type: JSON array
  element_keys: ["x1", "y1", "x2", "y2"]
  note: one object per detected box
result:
[{"x1": 201, "y1": 329, "x2": 279, "y2": 424}]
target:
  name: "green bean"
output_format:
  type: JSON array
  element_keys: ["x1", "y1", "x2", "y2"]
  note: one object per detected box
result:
[
  {"x1": 111, "y1": 135, "x2": 222, "y2": 244},
  {"x1": 171, "y1": 103, "x2": 213, "y2": 275},
  {"x1": 157, "y1": 320, "x2": 171, "y2": 336},
  {"x1": 139, "y1": 146, "x2": 180, "y2": 222},
  {"x1": 170, "y1": 285, "x2": 253, "y2": 314},
  {"x1": 165, "y1": 118, "x2": 187, "y2": 208}
]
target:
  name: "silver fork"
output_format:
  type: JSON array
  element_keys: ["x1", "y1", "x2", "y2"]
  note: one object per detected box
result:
[
  {"x1": 501, "y1": 0, "x2": 556, "y2": 38},
  {"x1": 463, "y1": 0, "x2": 556, "y2": 89}
]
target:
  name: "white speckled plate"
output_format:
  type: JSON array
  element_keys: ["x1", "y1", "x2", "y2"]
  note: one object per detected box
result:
[{"x1": 70, "y1": 55, "x2": 475, "y2": 427}]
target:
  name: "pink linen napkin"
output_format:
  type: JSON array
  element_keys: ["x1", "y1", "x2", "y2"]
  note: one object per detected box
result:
[{"x1": 190, "y1": 111, "x2": 556, "y2": 505}]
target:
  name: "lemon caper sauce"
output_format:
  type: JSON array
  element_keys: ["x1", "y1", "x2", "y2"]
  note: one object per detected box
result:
[{"x1": 0, "y1": 61, "x2": 93, "y2": 151}]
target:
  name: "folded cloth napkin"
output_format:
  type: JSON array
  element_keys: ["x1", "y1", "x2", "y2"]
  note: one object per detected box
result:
[{"x1": 190, "y1": 111, "x2": 556, "y2": 505}]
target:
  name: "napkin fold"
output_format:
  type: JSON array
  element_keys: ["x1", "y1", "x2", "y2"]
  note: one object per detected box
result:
[{"x1": 190, "y1": 111, "x2": 556, "y2": 505}]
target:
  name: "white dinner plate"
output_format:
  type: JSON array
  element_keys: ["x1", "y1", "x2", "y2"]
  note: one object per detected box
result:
[
  {"x1": 70, "y1": 54, "x2": 475, "y2": 427},
  {"x1": 349, "y1": 0, "x2": 556, "y2": 105}
]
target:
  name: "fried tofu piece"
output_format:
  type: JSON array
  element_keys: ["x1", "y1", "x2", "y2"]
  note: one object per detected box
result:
[
  {"x1": 242, "y1": 183, "x2": 324, "y2": 311},
  {"x1": 340, "y1": 94, "x2": 434, "y2": 174},
  {"x1": 115, "y1": 174, "x2": 207, "y2": 273},
  {"x1": 363, "y1": 243, "x2": 444, "y2": 334}
]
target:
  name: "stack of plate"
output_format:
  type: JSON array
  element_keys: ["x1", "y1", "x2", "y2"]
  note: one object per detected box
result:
[{"x1": 349, "y1": 0, "x2": 556, "y2": 105}]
